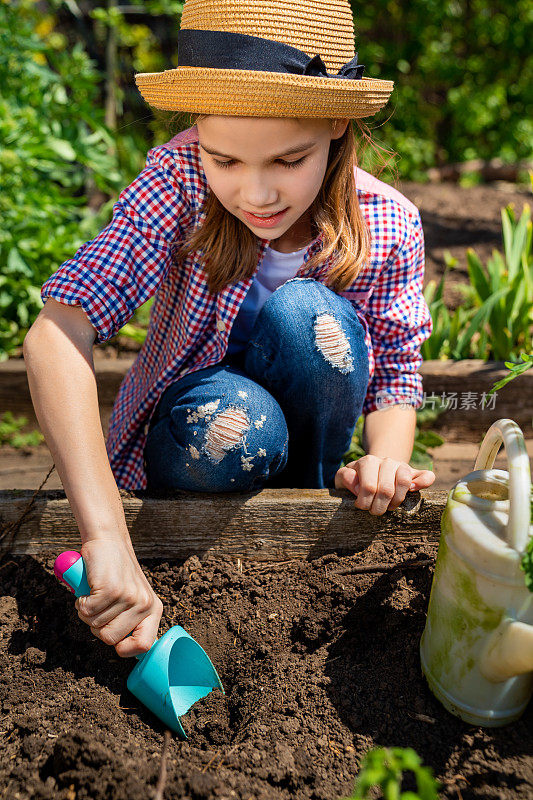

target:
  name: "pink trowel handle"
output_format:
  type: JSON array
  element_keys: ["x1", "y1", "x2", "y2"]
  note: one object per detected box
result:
[
  {"x1": 54, "y1": 551, "x2": 141, "y2": 653},
  {"x1": 54, "y1": 551, "x2": 90, "y2": 597}
]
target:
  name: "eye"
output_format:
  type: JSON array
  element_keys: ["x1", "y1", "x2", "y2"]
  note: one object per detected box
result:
[{"x1": 213, "y1": 156, "x2": 308, "y2": 169}]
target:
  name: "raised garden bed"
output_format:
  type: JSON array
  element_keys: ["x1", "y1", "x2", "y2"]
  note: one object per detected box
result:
[
  {"x1": 1, "y1": 487, "x2": 532, "y2": 798},
  {"x1": 1, "y1": 542, "x2": 532, "y2": 800}
]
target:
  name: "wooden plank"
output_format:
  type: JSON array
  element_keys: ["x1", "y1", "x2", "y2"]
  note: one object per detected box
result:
[
  {"x1": 418, "y1": 359, "x2": 533, "y2": 439},
  {"x1": 0, "y1": 488, "x2": 447, "y2": 560}
]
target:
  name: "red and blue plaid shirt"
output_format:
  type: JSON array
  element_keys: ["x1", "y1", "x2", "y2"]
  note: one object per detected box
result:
[{"x1": 41, "y1": 125, "x2": 432, "y2": 490}]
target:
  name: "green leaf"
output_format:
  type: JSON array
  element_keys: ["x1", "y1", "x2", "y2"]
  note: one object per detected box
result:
[
  {"x1": 454, "y1": 286, "x2": 510, "y2": 357},
  {"x1": 6, "y1": 247, "x2": 33, "y2": 278},
  {"x1": 504, "y1": 204, "x2": 531, "y2": 282},
  {"x1": 466, "y1": 248, "x2": 491, "y2": 301}
]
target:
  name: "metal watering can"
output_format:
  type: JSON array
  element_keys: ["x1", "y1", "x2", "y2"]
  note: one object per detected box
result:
[
  {"x1": 420, "y1": 418, "x2": 533, "y2": 727},
  {"x1": 54, "y1": 551, "x2": 224, "y2": 738}
]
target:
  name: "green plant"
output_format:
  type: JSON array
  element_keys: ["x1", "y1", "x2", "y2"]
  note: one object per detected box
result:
[
  {"x1": 487, "y1": 353, "x2": 533, "y2": 395},
  {"x1": 0, "y1": 412, "x2": 44, "y2": 448},
  {"x1": 518, "y1": 484, "x2": 533, "y2": 591},
  {"x1": 422, "y1": 199, "x2": 533, "y2": 361},
  {"x1": 343, "y1": 746, "x2": 440, "y2": 800},
  {"x1": 0, "y1": 0, "x2": 170, "y2": 361},
  {"x1": 0, "y1": 0, "x2": 125, "y2": 360},
  {"x1": 522, "y1": 527, "x2": 533, "y2": 592}
]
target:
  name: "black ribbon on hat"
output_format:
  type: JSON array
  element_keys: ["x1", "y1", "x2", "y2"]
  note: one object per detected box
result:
[{"x1": 177, "y1": 28, "x2": 365, "y2": 80}]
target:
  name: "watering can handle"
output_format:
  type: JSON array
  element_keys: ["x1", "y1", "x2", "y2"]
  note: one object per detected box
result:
[{"x1": 474, "y1": 418, "x2": 532, "y2": 552}]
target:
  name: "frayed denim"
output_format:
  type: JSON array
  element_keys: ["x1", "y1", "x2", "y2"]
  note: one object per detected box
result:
[{"x1": 144, "y1": 278, "x2": 369, "y2": 492}]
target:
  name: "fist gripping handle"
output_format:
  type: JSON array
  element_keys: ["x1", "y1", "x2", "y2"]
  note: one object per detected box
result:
[{"x1": 53, "y1": 551, "x2": 224, "y2": 738}]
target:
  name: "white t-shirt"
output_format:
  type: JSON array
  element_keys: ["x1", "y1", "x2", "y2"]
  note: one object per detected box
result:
[{"x1": 226, "y1": 240, "x2": 314, "y2": 354}]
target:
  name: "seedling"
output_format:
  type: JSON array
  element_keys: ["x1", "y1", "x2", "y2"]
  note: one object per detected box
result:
[{"x1": 343, "y1": 746, "x2": 440, "y2": 800}]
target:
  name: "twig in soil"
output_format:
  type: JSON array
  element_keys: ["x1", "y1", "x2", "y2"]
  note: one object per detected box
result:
[
  {"x1": 200, "y1": 749, "x2": 222, "y2": 774},
  {"x1": 0, "y1": 462, "x2": 56, "y2": 548},
  {"x1": 448, "y1": 774, "x2": 469, "y2": 800},
  {"x1": 154, "y1": 729, "x2": 171, "y2": 800},
  {"x1": 216, "y1": 743, "x2": 241, "y2": 772},
  {"x1": 333, "y1": 558, "x2": 434, "y2": 576},
  {"x1": 408, "y1": 711, "x2": 436, "y2": 724},
  {"x1": 201, "y1": 743, "x2": 240, "y2": 774}
]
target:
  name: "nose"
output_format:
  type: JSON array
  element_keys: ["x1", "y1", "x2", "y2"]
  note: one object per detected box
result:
[{"x1": 240, "y1": 171, "x2": 279, "y2": 210}]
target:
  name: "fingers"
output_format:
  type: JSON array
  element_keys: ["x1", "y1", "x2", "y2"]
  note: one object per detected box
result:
[
  {"x1": 335, "y1": 457, "x2": 436, "y2": 516},
  {"x1": 351, "y1": 458, "x2": 381, "y2": 513},
  {"x1": 88, "y1": 595, "x2": 161, "y2": 650},
  {"x1": 77, "y1": 588, "x2": 121, "y2": 619},
  {"x1": 115, "y1": 606, "x2": 163, "y2": 658},
  {"x1": 334, "y1": 463, "x2": 360, "y2": 492},
  {"x1": 410, "y1": 469, "x2": 436, "y2": 488},
  {"x1": 77, "y1": 597, "x2": 130, "y2": 630},
  {"x1": 366, "y1": 458, "x2": 404, "y2": 515},
  {"x1": 387, "y1": 463, "x2": 415, "y2": 511}
]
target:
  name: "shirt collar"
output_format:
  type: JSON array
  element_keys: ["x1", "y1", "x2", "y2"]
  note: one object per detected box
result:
[{"x1": 257, "y1": 229, "x2": 328, "y2": 276}]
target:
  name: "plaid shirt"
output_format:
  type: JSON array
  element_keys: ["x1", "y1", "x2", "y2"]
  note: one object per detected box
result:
[{"x1": 41, "y1": 125, "x2": 432, "y2": 490}]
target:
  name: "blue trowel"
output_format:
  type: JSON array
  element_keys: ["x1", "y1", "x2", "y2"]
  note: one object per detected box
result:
[{"x1": 54, "y1": 551, "x2": 224, "y2": 738}]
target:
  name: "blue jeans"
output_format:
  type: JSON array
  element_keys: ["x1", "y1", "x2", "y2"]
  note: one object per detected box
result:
[{"x1": 143, "y1": 278, "x2": 370, "y2": 492}]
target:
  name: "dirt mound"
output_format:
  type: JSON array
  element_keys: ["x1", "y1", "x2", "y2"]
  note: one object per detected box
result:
[{"x1": 1, "y1": 542, "x2": 532, "y2": 799}]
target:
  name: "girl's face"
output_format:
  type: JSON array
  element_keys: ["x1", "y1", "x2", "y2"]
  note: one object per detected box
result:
[{"x1": 197, "y1": 115, "x2": 349, "y2": 250}]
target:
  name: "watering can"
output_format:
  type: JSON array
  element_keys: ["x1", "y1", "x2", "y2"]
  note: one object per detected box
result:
[
  {"x1": 420, "y1": 418, "x2": 533, "y2": 727},
  {"x1": 54, "y1": 551, "x2": 224, "y2": 738}
]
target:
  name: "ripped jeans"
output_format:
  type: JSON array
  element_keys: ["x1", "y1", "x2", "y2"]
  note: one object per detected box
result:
[{"x1": 143, "y1": 278, "x2": 370, "y2": 492}]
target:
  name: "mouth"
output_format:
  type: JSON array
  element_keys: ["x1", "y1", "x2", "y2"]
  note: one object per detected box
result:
[{"x1": 242, "y1": 208, "x2": 289, "y2": 227}]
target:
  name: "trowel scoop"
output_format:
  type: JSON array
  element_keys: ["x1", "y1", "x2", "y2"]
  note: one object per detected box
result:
[{"x1": 54, "y1": 551, "x2": 224, "y2": 738}]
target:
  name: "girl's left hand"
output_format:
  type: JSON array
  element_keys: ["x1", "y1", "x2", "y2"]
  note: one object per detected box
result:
[{"x1": 334, "y1": 455, "x2": 436, "y2": 516}]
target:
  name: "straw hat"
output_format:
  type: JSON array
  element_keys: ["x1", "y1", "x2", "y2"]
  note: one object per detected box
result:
[{"x1": 134, "y1": 0, "x2": 394, "y2": 118}]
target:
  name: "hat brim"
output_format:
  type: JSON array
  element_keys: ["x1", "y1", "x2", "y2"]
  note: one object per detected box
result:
[{"x1": 134, "y1": 67, "x2": 393, "y2": 118}]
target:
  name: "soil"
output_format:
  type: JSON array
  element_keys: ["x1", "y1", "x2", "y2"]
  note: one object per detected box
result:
[{"x1": 1, "y1": 544, "x2": 532, "y2": 800}]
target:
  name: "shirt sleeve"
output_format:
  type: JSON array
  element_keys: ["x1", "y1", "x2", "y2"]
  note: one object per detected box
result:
[
  {"x1": 40, "y1": 147, "x2": 192, "y2": 345},
  {"x1": 362, "y1": 209, "x2": 433, "y2": 415}
]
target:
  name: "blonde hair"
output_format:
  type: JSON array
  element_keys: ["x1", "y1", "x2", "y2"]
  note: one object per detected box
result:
[{"x1": 170, "y1": 112, "x2": 396, "y2": 295}]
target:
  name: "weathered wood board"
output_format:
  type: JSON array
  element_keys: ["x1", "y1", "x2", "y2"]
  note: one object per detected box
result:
[{"x1": 0, "y1": 488, "x2": 447, "y2": 560}]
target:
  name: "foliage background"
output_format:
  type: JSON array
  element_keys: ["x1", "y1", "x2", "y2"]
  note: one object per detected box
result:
[{"x1": 1, "y1": 0, "x2": 532, "y2": 360}]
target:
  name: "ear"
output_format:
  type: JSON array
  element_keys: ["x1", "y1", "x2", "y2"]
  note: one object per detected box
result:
[{"x1": 331, "y1": 118, "x2": 350, "y2": 140}]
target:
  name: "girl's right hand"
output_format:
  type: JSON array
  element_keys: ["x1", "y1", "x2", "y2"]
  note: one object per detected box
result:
[{"x1": 74, "y1": 538, "x2": 163, "y2": 658}]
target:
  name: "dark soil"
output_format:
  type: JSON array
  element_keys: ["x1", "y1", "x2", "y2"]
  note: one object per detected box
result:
[{"x1": 1, "y1": 542, "x2": 532, "y2": 799}]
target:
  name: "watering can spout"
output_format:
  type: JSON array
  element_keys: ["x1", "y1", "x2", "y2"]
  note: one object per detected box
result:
[{"x1": 481, "y1": 619, "x2": 533, "y2": 683}]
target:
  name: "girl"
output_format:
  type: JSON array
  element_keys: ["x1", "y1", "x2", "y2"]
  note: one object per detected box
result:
[{"x1": 24, "y1": 0, "x2": 435, "y2": 657}]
